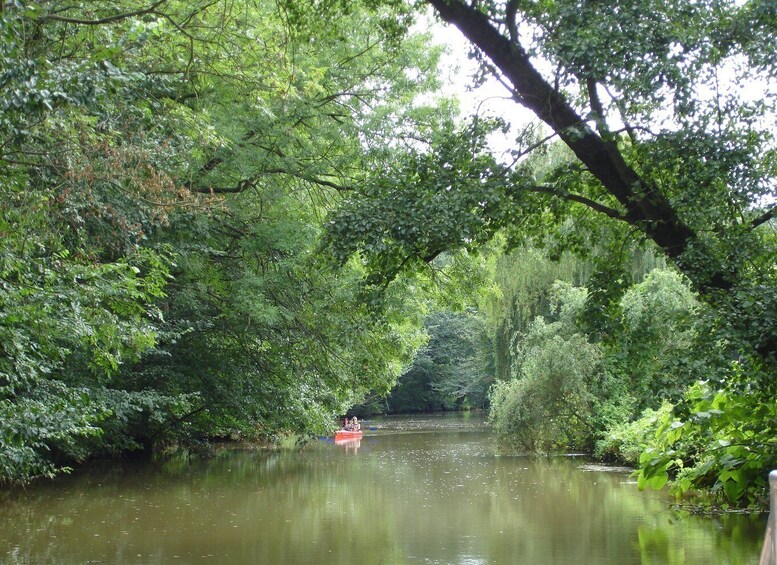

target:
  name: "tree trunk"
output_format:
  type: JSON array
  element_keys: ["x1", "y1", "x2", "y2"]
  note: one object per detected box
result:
[{"x1": 426, "y1": 0, "x2": 703, "y2": 276}]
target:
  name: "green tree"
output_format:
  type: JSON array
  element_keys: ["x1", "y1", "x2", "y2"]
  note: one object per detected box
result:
[
  {"x1": 489, "y1": 283, "x2": 601, "y2": 452},
  {"x1": 487, "y1": 244, "x2": 599, "y2": 381},
  {"x1": 0, "y1": 0, "x2": 445, "y2": 482},
  {"x1": 387, "y1": 310, "x2": 492, "y2": 413},
  {"x1": 311, "y1": 0, "x2": 776, "y2": 505},
  {"x1": 1, "y1": 0, "x2": 188, "y2": 483},
  {"x1": 319, "y1": 0, "x2": 776, "y2": 370},
  {"x1": 130, "y1": 186, "x2": 426, "y2": 439},
  {"x1": 617, "y1": 269, "x2": 700, "y2": 407},
  {"x1": 421, "y1": 0, "x2": 776, "y2": 289}
]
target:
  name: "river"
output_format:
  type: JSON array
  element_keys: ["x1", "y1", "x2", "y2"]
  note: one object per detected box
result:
[{"x1": 0, "y1": 412, "x2": 766, "y2": 564}]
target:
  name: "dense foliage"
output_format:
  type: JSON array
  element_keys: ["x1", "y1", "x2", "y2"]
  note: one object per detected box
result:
[
  {"x1": 375, "y1": 310, "x2": 492, "y2": 414},
  {"x1": 1, "y1": 0, "x2": 775, "y2": 510},
  {"x1": 487, "y1": 249, "x2": 777, "y2": 507},
  {"x1": 0, "y1": 0, "x2": 443, "y2": 484},
  {"x1": 314, "y1": 0, "x2": 777, "y2": 508}
]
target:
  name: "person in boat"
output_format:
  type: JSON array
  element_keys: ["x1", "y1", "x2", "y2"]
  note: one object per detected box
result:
[{"x1": 341, "y1": 416, "x2": 361, "y2": 432}]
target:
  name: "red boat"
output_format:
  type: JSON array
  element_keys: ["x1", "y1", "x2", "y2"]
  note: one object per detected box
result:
[{"x1": 334, "y1": 430, "x2": 363, "y2": 442}]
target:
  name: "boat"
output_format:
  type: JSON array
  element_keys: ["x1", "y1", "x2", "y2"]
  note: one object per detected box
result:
[{"x1": 334, "y1": 429, "x2": 363, "y2": 441}]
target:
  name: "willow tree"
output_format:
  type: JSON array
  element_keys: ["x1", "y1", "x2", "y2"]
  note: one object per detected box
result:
[
  {"x1": 311, "y1": 0, "x2": 776, "y2": 503},
  {"x1": 416, "y1": 0, "x2": 776, "y2": 505}
]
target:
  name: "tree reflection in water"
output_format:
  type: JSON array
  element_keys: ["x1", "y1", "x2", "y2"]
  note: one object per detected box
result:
[{"x1": 0, "y1": 412, "x2": 766, "y2": 564}]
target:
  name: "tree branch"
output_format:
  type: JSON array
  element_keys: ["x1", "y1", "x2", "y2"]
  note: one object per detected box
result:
[
  {"x1": 425, "y1": 0, "x2": 695, "y2": 261},
  {"x1": 602, "y1": 84, "x2": 639, "y2": 143},
  {"x1": 526, "y1": 184, "x2": 627, "y2": 221},
  {"x1": 508, "y1": 129, "x2": 560, "y2": 167},
  {"x1": 751, "y1": 205, "x2": 777, "y2": 230},
  {"x1": 262, "y1": 168, "x2": 355, "y2": 191},
  {"x1": 505, "y1": 0, "x2": 520, "y2": 45},
  {"x1": 196, "y1": 177, "x2": 257, "y2": 194},
  {"x1": 586, "y1": 77, "x2": 613, "y2": 142},
  {"x1": 195, "y1": 169, "x2": 354, "y2": 194},
  {"x1": 40, "y1": 0, "x2": 169, "y2": 25}
]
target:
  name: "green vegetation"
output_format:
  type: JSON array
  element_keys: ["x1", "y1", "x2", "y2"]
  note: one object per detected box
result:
[
  {"x1": 1, "y1": 0, "x2": 436, "y2": 483},
  {"x1": 315, "y1": 0, "x2": 776, "y2": 508},
  {"x1": 1, "y1": 0, "x2": 775, "y2": 510},
  {"x1": 370, "y1": 310, "x2": 493, "y2": 414}
]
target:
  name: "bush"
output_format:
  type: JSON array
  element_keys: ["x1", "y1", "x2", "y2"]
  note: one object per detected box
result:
[
  {"x1": 595, "y1": 403, "x2": 673, "y2": 466},
  {"x1": 489, "y1": 321, "x2": 601, "y2": 453},
  {"x1": 636, "y1": 382, "x2": 777, "y2": 508}
]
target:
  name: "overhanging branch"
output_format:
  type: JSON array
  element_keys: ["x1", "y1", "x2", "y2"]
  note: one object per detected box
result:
[
  {"x1": 262, "y1": 169, "x2": 355, "y2": 192},
  {"x1": 40, "y1": 0, "x2": 169, "y2": 25},
  {"x1": 195, "y1": 169, "x2": 354, "y2": 194},
  {"x1": 751, "y1": 205, "x2": 777, "y2": 230},
  {"x1": 425, "y1": 0, "x2": 695, "y2": 260},
  {"x1": 527, "y1": 184, "x2": 626, "y2": 221}
]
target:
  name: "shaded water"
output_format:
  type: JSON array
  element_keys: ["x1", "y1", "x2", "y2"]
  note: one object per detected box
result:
[{"x1": 0, "y1": 412, "x2": 766, "y2": 564}]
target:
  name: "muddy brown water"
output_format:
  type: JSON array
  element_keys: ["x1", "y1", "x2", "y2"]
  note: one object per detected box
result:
[{"x1": 0, "y1": 412, "x2": 766, "y2": 564}]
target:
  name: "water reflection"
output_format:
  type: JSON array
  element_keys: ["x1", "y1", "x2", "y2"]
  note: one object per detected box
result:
[
  {"x1": 0, "y1": 412, "x2": 766, "y2": 564},
  {"x1": 334, "y1": 438, "x2": 361, "y2": 453}
]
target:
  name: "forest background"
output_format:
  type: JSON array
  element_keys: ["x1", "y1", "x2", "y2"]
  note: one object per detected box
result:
[{"x1": 1, "y1": 0, "x2": 775, "y2": 509}]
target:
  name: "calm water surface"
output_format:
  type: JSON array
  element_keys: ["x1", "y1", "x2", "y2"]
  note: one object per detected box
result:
[{"x1": 0, "y1": 413, "x2": 766, "y2": 564}]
